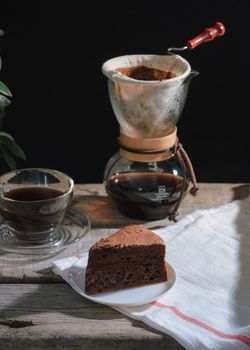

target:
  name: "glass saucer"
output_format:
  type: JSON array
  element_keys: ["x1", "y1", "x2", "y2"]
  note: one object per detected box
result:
[{"x1": 0, "y1": 208, "x2": 91, "y2": 255}]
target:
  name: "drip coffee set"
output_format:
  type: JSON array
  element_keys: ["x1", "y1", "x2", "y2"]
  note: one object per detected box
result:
[
  {"x1": 0, "y1": 23, "x2": 225, "y2": 255},
  {"x1": 103, "y1": 22, "x2": 225, "y2": 221}
]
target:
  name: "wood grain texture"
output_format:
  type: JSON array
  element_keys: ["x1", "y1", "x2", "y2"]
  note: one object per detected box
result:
[
  {"x1": 0, "y1": 283, "x2": 184, "y2": 349},
  {"x1": 0, "y1": 183, "x2": 249, "y2": 349}
]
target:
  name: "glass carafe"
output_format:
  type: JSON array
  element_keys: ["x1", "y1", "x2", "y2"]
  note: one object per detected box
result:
[{"x1": 104, "y1": 152, "x2": 190, "y2": 220}]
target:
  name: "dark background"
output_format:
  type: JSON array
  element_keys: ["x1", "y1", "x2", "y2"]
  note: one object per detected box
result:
[{"x1": 0, "y1": 1, "x2": 249, "y2": 183}]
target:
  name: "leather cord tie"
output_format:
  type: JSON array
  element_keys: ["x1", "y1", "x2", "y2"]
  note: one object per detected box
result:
[{"x1": 168, "y1": 139, "x2": 199, "y2": 222}]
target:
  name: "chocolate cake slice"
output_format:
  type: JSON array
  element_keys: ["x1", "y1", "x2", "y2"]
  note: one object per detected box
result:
[{"x1": 85, "y1": 224, "x2": 167, "y2": 294}]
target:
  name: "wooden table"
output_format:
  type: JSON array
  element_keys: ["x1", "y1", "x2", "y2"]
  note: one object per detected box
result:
[{"x1": 0, "y1": 183, "x2": 249, "y2": 349}]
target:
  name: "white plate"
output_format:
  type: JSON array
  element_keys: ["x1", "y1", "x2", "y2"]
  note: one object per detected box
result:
[{"x1": 68, "y1": 255, "x2": 177, "y2": 307}]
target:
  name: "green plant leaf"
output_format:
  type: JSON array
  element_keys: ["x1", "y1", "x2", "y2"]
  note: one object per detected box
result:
[
  {"x1": 0, "y1": 94, "x2": 11, "y2": 108},
  {"x1": 0, "y1": 131, "x2": 15, "y2": 141},
  {"x1": 0, "y1": 136, "x2": 26, "y2": 160},
  {"x1": 0, "y1": 81, "x2": 12, "y2": 97},
  {"x1": 0, "y1": 145, "x2": 16, "y2": 170}
]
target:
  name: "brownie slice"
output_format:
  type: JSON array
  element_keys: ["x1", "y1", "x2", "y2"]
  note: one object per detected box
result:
[{"x1": 85, "y1": 224, "x2": 167, "y2": 294}]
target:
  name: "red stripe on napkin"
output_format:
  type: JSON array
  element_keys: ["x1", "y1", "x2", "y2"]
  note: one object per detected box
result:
[{"x1": 152, "y1": 301, "x2": 250, "y2": 346}]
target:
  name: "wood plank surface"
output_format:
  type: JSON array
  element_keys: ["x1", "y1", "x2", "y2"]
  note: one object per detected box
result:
[
  {"x1": 0, "y1": 183, "x2": 249, "y2": 282},
  {"x1": 0, "y1": 283, "x2": 184, "y2": 349},
  {"x1": 0, "y1": 183, "x2": 249, "y2": 349}
]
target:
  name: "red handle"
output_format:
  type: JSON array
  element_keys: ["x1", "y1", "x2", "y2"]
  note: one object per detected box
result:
[{"x1": 187, "y1": 22, "x2": 226, "y2": 49}]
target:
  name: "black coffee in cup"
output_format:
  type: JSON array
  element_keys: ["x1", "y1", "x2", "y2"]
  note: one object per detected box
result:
[
  {"x1": 4, "y1": 187, "x2": 64, "y2": 201},
  {"x1": 0, "y1": 187, "x2": 70, "y2": 234},
  {"x1": 0, "y1": 169, "x2": 74, "y2": 239}
]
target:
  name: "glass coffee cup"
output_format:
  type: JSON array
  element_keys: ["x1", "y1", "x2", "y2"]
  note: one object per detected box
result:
[{"x1": 0, "y1": 168, "x2": 74, "y2": 244}]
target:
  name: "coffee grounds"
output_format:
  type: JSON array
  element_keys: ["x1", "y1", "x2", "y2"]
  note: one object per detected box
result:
[{"x1": 116, "y1": 65, "x2": 176, "y2": 81}]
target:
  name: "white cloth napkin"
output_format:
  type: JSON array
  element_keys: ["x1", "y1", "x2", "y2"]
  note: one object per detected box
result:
[{"x1": 52, "y1": 199, "x2": 250, "y2": 350}]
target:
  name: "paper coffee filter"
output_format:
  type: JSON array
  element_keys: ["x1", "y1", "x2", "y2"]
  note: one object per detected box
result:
[{"x1": 102, "y1": 54, "x2": 192, "y2": 138}]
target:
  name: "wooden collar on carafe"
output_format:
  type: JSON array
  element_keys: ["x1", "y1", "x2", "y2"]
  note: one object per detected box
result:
[{"x1": 118, "y1": 126, "x2": 177, "y2": 162}]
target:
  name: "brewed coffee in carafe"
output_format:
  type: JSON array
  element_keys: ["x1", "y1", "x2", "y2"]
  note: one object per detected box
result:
[{"x1": 102, "y1": 54, "x2": 198, "y2": 221}]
